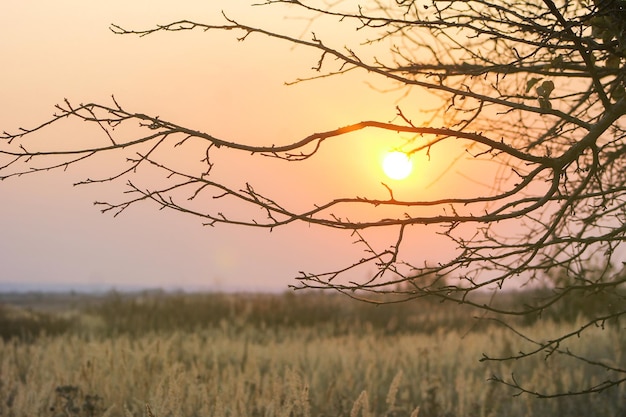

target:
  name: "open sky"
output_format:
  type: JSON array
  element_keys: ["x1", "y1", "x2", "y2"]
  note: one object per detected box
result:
[{"x1": 0, "y1": 1, "x2": 473, "y2": 292}]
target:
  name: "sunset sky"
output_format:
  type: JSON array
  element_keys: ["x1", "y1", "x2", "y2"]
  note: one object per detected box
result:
[{"x1": 0, "y1": 1, "x2": 476, "y2": 292}]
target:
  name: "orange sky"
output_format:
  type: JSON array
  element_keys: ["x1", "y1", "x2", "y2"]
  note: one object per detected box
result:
[{"x1": 0, "y1": 1, "x2": 481, "y2": 292}]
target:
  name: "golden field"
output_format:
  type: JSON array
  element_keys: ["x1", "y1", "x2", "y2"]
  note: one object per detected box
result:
[{"x1": 0, "y1": 291, "x2": 623, "y2": 417}]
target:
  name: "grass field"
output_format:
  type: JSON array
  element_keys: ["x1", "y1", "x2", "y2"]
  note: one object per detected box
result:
[{"x1": 0, "y1": 290, "x2": 623, "y2": 417}]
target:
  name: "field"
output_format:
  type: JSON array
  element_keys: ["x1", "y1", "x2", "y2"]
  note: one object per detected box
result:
[{"x1": 0, "y1": 290, "x2": 623, "y2": 417}]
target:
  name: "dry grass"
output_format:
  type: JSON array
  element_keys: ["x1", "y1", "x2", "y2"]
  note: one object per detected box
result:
[{"x1": 0, "y1": 291, "x2": 623, "y2": 417}]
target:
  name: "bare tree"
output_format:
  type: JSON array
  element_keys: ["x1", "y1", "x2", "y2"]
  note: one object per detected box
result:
[{"x1": 1, "y1": 0, "x2": 625, "y2": 397}]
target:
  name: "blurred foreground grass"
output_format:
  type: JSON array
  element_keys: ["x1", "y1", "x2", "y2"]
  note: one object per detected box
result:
[{"x1": 0, "y1": 290, "x2": 623, "y2": 416}]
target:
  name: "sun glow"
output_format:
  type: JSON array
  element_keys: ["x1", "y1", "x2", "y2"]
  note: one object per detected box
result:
[{"x1": 382, "y1": 151, "x2": 413, "y2": 180}]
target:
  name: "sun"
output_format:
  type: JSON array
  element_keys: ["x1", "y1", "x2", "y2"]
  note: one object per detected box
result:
[{"x1": 382, "y1": 151, "x2": 413, "y2": 180}]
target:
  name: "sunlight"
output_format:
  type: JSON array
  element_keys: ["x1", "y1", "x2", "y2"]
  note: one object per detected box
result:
[{"x1": 382, "y1": 151, "x2": 413, "y2": 180}]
